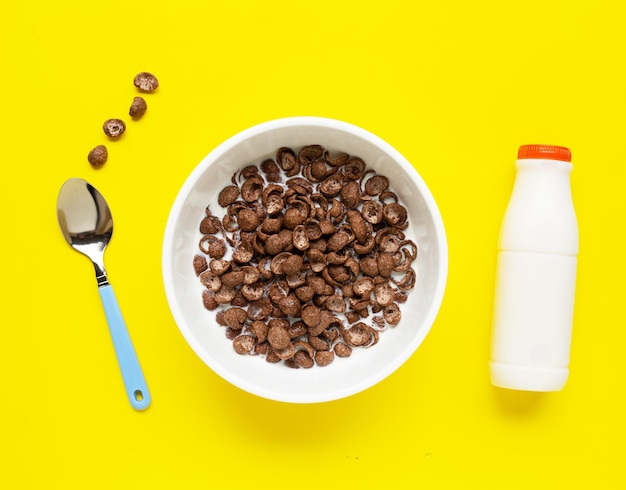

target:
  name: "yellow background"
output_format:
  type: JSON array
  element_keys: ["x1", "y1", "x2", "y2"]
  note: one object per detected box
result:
[{"x1": 1, "y1": 1, "x2": 624, "y2": 488}]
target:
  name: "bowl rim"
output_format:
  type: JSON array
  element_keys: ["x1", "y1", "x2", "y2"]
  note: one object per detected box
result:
[{"x1": 162, "y1": 116, "x2": 448, "y2": 403}]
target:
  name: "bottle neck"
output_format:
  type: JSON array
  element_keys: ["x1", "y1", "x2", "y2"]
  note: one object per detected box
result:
[
  {"x1": 514, "y1": 158, "x2": 572, "y2": 197},
  {"x1": 516, "y1": 158, "x2": 572, "y2": 175}
]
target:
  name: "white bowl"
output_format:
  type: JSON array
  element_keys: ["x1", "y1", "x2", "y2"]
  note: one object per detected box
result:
[{"x1": 162, "y1": 117, "x2": 447, "y2": 403}]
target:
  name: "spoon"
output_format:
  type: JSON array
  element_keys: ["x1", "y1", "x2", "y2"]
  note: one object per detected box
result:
[{"x1": 57, "y1": 178, "x2": 151, "y2": 411}]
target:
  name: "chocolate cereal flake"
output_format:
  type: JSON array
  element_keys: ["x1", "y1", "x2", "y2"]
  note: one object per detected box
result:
[
  {"x1": 133, "y1": 72, "x2": 159, "y2": 92},
  {"x1": 129, "y1": 96, "x2": 148, "y2": 119},
  {"x1": 87, "y1": 145, "x2": 108, "y2": 168},
  {"x1": 102, "y1": 118, "x2": 126, "y2": 138}
]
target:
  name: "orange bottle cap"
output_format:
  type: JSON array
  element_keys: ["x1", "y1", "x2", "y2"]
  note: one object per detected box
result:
[{"x1": 518, "y1": 145, "x2": 571, "y2": 163}]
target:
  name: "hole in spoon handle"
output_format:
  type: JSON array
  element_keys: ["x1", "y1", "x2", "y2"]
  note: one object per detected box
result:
[{"x1": 98, "y1": 284, "x2": 151, "y2": 411}]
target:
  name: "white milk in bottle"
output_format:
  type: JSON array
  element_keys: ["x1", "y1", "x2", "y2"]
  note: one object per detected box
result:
[{"x1": 490, "y1": 145, "x2": 578, "y2": 391}]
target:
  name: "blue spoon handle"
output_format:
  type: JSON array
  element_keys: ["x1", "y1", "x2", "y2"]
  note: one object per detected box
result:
[{"x1": 98, "y1": 284, "x2": 151, "y2": 411}]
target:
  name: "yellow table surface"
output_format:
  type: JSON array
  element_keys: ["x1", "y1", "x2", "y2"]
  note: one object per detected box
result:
[{"x1": 2, "y1": 1, "x2": 624, "y2": 488}]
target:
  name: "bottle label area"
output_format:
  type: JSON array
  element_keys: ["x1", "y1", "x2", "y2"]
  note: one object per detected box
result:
[{"x1": 491, "y1": 251, "x2": 577, "y2": 370}]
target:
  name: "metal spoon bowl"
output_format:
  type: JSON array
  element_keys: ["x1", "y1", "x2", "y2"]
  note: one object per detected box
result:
[{"x1": 57, "y1": 178, "x2": 150, "y2": 410}]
